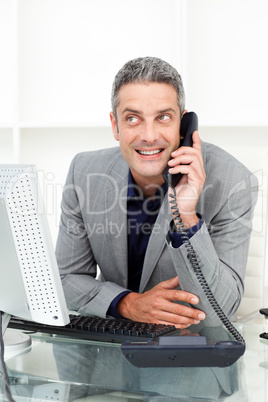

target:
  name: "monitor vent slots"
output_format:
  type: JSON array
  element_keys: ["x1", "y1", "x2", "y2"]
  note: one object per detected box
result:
[{"x1": 2, "y1": 167, "x2": 59, "y2": 316}]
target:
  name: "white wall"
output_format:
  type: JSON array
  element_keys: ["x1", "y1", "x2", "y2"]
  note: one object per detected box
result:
[
  {"x1": 0, "y1": 0, "x2": 267, "y2": 243},
  {"x1": 185, "y1": 0, "x2": 268, "y2": 126}
]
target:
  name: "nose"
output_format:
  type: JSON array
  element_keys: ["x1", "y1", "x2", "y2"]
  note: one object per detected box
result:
[{"x1": 139, "y1": 121, "x2": 160, "y2": 144}]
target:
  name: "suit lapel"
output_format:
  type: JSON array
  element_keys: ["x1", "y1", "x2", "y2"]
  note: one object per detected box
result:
[{"x1": 105, "y1": 162, "x2": 129, "y2": 287}]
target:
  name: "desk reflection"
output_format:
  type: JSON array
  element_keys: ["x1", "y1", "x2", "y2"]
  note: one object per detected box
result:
[
  {"x1": 51, "y1": 326, "x2": 243, "y2": 401},
  {"x1": 6, "y1": 326, "x2": 247, "y2": 401}
]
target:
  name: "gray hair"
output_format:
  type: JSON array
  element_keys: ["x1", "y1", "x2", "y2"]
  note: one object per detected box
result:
[{"x1": 111, "y1": 56, "x2": 185, "y2": 120}]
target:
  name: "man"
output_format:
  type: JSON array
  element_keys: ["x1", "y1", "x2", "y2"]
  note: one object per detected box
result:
[{"x1": 55, "y1": 57, "x2": 258, "y2": 329}]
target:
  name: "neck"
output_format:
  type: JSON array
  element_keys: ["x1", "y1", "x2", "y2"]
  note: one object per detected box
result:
[
  {"x1": 142, "y1": 184, "x2": 161, "y2": 199},
  {"x1": 130, "y1": 172, "x2": 165, "y2": 199}
]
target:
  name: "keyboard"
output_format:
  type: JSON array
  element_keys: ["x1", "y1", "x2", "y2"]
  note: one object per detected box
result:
[{"x1": 8, "y1": 315, "x2": 181, "y2": 344}]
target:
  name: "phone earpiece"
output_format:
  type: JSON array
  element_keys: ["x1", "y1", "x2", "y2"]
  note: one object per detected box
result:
[{"x1": 162, "y1": 112, "x2": 198, "y2": 188}]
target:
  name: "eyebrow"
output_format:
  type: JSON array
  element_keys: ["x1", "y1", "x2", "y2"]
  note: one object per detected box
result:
[
  {"x1": 157, "y1": 108, "x2": 177, "y2": 114},
  {"x1": 121, "y1": 107, "x2": 177, "y2": 115},
  {"x1": 122, "y1": 108, "x2": 142, "y2": 115}
]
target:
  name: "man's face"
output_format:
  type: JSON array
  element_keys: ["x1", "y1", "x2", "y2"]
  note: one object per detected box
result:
[{"x1": 110, "y1": 82, "x2": 184, "y2": 189}]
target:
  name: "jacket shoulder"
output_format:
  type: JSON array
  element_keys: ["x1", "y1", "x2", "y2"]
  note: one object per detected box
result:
[
  {"x1": 202, "y1": 140, "x2": 256, "y2": 180},
  {"x1": 65, "y1": 147, "x2": 128, "y2": 189},
  {"x1": 70, "y1": 147, "x2": 127, "y2": 174}
]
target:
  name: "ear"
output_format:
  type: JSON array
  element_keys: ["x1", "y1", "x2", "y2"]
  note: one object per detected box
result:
[{"x1": 110, "y1": 112, "x2": 119, "y2": 141}]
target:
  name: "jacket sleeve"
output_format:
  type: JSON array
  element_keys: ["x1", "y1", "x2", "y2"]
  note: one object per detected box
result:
[{"x1": 166, "y1": 170, "x2": 259, "y2": 326}]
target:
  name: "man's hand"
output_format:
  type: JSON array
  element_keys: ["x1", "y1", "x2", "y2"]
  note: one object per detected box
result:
[
  {"x1": 167, "y1": 131, "x2": 206, "y2": 228},
  {"x1": 117, "y1": 276, "x2": 206, "y2": 329}
]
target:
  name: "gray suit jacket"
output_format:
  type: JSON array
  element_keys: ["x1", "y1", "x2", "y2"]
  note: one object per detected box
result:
[{"x1": 55, "y1": 141, "x2": 258, "y2": 326}]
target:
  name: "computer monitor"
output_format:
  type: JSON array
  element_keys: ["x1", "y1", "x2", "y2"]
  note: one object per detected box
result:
[{"x1": 0, "y1": 164, "x2": 70, "y2": 343}]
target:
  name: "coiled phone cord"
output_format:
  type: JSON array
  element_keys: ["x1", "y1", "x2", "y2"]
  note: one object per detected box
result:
[{"x1": 169, "y1": 187, "x2": 245, "y2": 345}]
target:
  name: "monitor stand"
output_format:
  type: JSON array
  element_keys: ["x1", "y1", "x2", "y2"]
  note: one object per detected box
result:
[{"x1": 1, "y1": 312, "x2": 32, "y2": 354}]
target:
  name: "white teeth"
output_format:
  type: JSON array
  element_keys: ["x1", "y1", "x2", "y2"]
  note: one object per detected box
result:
[{"x1": 138, "y1": 149, "x2": 162, "y2": 155}]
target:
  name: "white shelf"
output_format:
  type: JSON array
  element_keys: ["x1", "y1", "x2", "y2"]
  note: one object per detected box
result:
[
  {"x1": 0, "y1": 124, "x2": 14, "y2": 129},
  {"x1": 17, "y1": 121, "x2": 111, "y2": 128}
]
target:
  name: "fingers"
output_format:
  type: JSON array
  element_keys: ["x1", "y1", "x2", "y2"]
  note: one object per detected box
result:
[
  {"x1": 156, "y1": 277, "x2": 202, "y2": 307},
  {"x1": 149, "y1": 304, "x2": 205, "y2": 329},
  {"x1": 153, "y1": 311, "x2": 203, "y2": 329},
  {"x1": 155, "y1": 277, "x2": 204, "y2": 312},
  {"x1": 156, "y1": 276, "x2": 180, "y2": 290},
  {"x1": 169, "y1": 289, "x2": 200, "y2": 305},
  {"x1": 162, "y1": 296, "x2": 205, "y2": 321},
  {"x1": 167, "y1": 132, "x2": 205, "y2": 203},
  {"x1": 117, "y1": 278, "x2": 206, "y2": 329},
  {"x1": 168, "y1": 146, "x2": 204, "y2": 174},
  {"x1": 192, "y1": 130, "x2": 201, "y2": 149},
  {"x1": 145, "y1": 281, "x2": 206, "y2": 328},
  {"x1": 152, "y1": 290, "x2": 205, "y2": 321}
]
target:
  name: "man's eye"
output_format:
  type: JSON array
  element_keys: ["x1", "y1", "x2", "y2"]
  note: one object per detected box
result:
[
  {"x1": 127, "y1": 116, "x2": 139, "y2": 123},
  {"x1": 159, "y1": 115, "x2": 170, "y2": 121}
]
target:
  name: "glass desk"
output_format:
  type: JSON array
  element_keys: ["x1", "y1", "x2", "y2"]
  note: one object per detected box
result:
[{"x1": 2, "y1": 317, "x2": 268, "y2": 401}]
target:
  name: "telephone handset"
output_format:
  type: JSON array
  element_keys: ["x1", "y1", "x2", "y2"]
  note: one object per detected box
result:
[
  {"x1": 162, "y1": 111, "x2": 198, "y2": 188},
  {"x1": 162, "y1": 111, "x2": 245, "y2": 345}
]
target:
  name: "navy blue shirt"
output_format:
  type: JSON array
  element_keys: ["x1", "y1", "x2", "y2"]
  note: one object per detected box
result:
[
  {"x1": 107, "y1": 170, "x2": 203, "y2": 317},
  {"x1": 127, "y1": 174, "x2": 168, "y2": 292}
]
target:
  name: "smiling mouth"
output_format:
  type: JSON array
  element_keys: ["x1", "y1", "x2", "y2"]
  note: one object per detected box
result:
[{"x1": 136, "y1": 149, "x2": 164, "y2": 155}]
